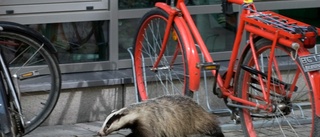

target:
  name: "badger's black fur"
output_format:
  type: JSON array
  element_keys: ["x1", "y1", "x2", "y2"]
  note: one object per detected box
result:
[{"x1": 98, "y1": 95, "x2": 224, "y2": 137}]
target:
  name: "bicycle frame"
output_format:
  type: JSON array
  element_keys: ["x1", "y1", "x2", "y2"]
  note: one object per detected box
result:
[
  {"x1": 154, "y1": 0, "x2": 320, "y2": 115},
  {"x1": 0, "y1": 45, "x2": 25, "y2": 136},
  {"x1": 0, "y1": 51, "x2": 23, "y2": 136},
  {"x1": 0, "y1": 77, "x2": 12, "y2": 136}
]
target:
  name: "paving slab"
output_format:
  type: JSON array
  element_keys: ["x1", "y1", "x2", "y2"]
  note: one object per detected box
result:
[{"x1": 24, "y1": 120, "x2": 241, "y2": 137}]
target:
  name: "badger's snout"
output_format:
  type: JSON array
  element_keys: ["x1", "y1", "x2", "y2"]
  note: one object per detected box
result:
[
  {"x1": 97, "y1": 131, "x2": 103, "y2": 136},
  {"x1": 97, "y1": 128, "x2": 106, "y2": 136},
  {"x1": 97, "y1": 124, "x2": 110, "y2": 136}
]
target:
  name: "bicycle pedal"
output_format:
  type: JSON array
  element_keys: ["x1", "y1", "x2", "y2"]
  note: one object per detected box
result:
[
  {"x1": 197, "y1": 62, "x2": 221, "y2": 98},
  {"x1": 18, "y1": 71, "x2": 40, "y2": 80},
  {"x1": 197, "y1": 62, "x2": 220, "y2": 70}
]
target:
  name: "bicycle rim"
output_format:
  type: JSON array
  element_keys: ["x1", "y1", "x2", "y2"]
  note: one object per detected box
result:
[
  {"x1": 237, "y1": 39, "x2": 317, "y2": 136},
  {"x1": 0, "y1": 31, "x2": 61, "y2": 134},
  {"x1": 133, "y1": 8, "x2": 192, "y2": 101}
]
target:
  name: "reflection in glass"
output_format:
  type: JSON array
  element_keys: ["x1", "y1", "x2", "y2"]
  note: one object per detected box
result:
[
  {"x1": 118, "y1": 0, "x2": 222, "y2": 9},
  {"x1": 118, "y1": 19, "x2": 140, "y2": 59},
  {"x1": 29, "y1": 21, "x2": 109, "y2": 63},
  {"x1": 119, "y1": 0, "x2": 159, "y2": 9},
  {"x1": 278, "y1": 8, "x2": 320, "y2": 27},
  {"x1": 195, "y1": 13, "x2": 236, "y2": 52},
  {"x1": 118, "y1": 12, "x2": 237, "y2": 59}
]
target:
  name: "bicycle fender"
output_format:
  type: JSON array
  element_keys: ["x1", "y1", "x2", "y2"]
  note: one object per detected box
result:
[
  {"x1": 155, "y1": 3, "x2": 175, "y2": 15},
  {"x1": 309, "y1": 72, "x2": 320, "y2": 117},
  {"x1": 235, "y1": 37, "x2": 257, "y2": 87},
  {"x1": 156, "y1": 3, "x2": 201, "y2": 91},
  {"x1": 174, "y1": 18, "x2": 201, "y2": 92},
  {"x1": 237, "y1": 37, "x2": 263, "y2": 65},
  {"x1": 0, "y1": 21, "x2": 58, "y2": 55}
]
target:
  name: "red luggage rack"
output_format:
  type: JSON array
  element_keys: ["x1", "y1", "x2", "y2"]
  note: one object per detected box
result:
[{"x1": 243, "y1": 10, "x2": 320, "y2": 48}]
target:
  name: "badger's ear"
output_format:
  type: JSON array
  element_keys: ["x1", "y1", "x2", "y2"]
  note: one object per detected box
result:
[{"x1": 110, "y1": 108, "x2": 129, "y2": 117}]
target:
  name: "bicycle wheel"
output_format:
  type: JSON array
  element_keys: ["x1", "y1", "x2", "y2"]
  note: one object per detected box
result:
[
  {"x1": 133, "y1": 8, "x2": 193, "y2": 101},
  {"x1": 0, "y1": 30, "x2": 61, "y2": 134},
  {"x1": 237, "y1": 38, "x2": 320, "y2": 136}
]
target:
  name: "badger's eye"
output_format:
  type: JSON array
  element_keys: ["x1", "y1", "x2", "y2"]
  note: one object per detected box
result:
[{"x1": 106, "y1": 124, "x2": 110, "y2": 128}]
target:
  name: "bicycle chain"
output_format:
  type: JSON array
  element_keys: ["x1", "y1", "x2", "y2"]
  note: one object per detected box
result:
[
  {"x1": 14, "y1": 113, "x2": 24, "y2": 135},
  {"x1": 8, "y1": 106, "x2": 24, "y2": 136}
]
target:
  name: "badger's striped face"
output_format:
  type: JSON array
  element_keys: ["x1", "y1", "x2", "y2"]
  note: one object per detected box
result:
[{"x1": 97, "y1": 107, "x2": 139, "y2": 136}]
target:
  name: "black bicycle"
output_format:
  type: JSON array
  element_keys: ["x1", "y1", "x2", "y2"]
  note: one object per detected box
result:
[{"x1": 0, "y1": 21, "x2": 61, "y2": 136}]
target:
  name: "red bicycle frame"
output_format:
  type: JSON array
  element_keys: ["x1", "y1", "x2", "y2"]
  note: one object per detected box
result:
[{"x1": 153, "y1": 0, "x2": 320, "y2": 116}]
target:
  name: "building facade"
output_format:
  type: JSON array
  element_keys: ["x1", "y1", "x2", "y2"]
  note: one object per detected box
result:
[{"x1": 1, "y1": 0, "x2": 319, "y2": 125}]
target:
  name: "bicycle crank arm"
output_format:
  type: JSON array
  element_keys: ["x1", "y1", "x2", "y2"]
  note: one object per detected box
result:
[
  {"x1": 197, "y1": 62, "x2": 221, "y2": 97},
  {"x1": 150, "y1": 66, "x2": 172, "y2": 72},
  {"x1": 241, "y1": 65, "x2": 298, "y2": 91}
]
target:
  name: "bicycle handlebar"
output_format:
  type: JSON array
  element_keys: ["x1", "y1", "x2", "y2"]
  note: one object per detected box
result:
[
  {"x1": 221, "y1": 0, "x2": 255, "y2": 14},
  {"x1": 227, "y1": 0, "x2": 244, "y2": 5}
]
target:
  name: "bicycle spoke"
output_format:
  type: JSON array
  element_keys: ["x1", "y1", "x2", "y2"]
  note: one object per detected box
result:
[
  {"x1": 0, "y1": 29, "x2": 61, "y2": 134},
  {"x1": 133, "y1": 8, "x2": 192, "y2": 101},
  {"x1": 238, "y1": 39, "x2": 315, "y2": 136}
]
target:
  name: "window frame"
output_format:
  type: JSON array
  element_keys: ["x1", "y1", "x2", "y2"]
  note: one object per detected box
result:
[{"x1": 0, "y1": 0, "x2": 109, "y2": 15}]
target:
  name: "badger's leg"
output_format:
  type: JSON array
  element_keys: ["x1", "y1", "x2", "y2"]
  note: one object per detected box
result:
[
  {"x1": 128, "y1": 122, "x2": 153, "y2": 137},
  {"x1": 205, "y1": 126, "x2": 225, "y2": 137},
  {"x1": 125, "y1": 133, "x2": 135, "y2": 137}
]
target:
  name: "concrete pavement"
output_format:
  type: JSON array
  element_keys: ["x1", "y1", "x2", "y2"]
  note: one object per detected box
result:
[
  {"x1": 24, "y1": 119, "x2": 244, "y2": 137},
  {"x1": 24, "y1": 107, "x2": 312, "y2": 137}
]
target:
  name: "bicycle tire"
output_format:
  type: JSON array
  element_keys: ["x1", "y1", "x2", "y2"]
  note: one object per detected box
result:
[
  {"x1": 133, "y1": 8, "x2": 193, "y2": 101},
  {"x1": 0, "y1": 30, "x2": 61, "y2": 134},
  {"x1": 236, "y1": 38, "x2": 320, "y2": 136}
]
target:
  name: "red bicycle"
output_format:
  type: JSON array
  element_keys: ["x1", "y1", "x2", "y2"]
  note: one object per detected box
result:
[{"x1": 133, "y1": 0, "x2": 320, "y2": 136}]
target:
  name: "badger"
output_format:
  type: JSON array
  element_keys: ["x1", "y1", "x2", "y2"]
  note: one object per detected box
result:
[{"x1": 98, "y1": 95, "x2": 224, "y2": 137}]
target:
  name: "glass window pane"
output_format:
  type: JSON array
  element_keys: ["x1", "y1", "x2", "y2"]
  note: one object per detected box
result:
[
  {"x1": 118, "y1": 0, "x2": 222, "y2": 9},
  {"x1": 118, "y1": 12, "x2": 237, "y2": 59},
  {"x1": 119, "y1": 1, "x2": 157, "y2": 9},
  {"x1": 119, "y1": 19, "x2": 140, "y2": 59},
  {"x1": 1, "y1": 0, "x2": 99, "y2": 5},
  {"x1": 278, "y1": 8, "x2": 320, "y2": 27},
  {"x1": 30, "y1": 21, "x2": 109, "y2": 64},
  {"x1": 191, "y1": 0, "x2": 221, "y2": 5},
  {"x1": 195, "y1": 13, "x2": 237, "y2": 52}
]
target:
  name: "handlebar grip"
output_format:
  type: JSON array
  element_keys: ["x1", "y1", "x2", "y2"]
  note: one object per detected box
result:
[{"x1": 221, "y1": 0, "x2": 234, "y2": 15}]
